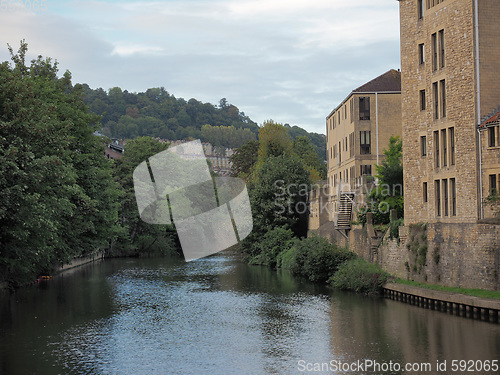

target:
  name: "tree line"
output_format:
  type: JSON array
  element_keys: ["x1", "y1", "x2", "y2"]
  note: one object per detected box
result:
[{"x1": 82, "y1": 83, "x2": 326, "y2": 159}]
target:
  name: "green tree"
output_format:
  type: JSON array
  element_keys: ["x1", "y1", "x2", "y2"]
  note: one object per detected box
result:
[
  {"x1": 257, "y1": 120, "x2": 293, "y2": 161},
  {"x1": 0, "y1": 41, "x2": 121, "y2": 286},
  {"x1": 229, "y1": 140, "x2": 259, "y2": 180},
  {"x1": 367, "y1": 136, "x2": 404, "y2": 224},
  {"x1": 112, "y1": 137, "x2": 181, "y2": 256},
  {"x1": 292, "y1": 136, "x2": 327, "y2": 181}
]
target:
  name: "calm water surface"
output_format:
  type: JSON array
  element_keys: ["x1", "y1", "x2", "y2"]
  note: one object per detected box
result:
[{"x1": 1, "y1": 252, "x2": 499, "y2": 374}]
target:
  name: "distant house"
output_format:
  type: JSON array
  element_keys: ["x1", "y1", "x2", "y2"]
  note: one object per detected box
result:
[{"x1": 105, "y1": 138, "x2": 124, "y2": 159}]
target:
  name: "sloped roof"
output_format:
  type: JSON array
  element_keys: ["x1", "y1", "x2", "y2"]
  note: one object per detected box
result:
[
  {"x1": 480, "y1": 108, "x2": 500, "y2": 127},
  {"x1": 353, "y1": 69, "x2": 401, "y2": 93}
]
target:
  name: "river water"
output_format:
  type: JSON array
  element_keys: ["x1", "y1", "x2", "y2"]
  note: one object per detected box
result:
[{"x1": 0, "y1": 252, "x2": 499, "y2": 374}]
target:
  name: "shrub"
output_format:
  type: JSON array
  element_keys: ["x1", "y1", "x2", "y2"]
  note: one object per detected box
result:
[
  {"x1": 248, "y1": 226, "x2": 296, "y2": 268},
  {"x1": 281, "y1": 236, "x2": 356, "y2": 283},
  {"x1": 329, "y1": 258, "x2": 391, "y2": 294}
]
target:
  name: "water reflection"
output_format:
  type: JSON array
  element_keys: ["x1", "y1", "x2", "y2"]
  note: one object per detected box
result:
[{"x1": 0, "y1": 252, "x2": 499, "y2": 374}]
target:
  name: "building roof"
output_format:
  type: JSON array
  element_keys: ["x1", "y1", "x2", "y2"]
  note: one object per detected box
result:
[
  {"x1": 353, "y1": 69, "x2": 401, "y2": 93},
  {"x1": 327, "y1": 69, "x2": 401, "y2": 118},
  {"x1": 479, "y1": 107, "x2": 500, "y2": 128}
]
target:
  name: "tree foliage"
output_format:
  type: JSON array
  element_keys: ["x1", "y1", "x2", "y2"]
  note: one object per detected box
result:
[
  {"x1": 0, "y1": 41, "x2": 121, "y2": 286},
  {"x1": 81, "y1": 85, "x2": 260, "y2": 142},
  {"x1": 111, "y1": 137, "x2": 181, "y2": 256},
  {"x1": 366, "y1": 136, "x2": 404, "y2": 224},
  {"x1": 229, "y1": 140, "x2": 259, "y2": 180}
]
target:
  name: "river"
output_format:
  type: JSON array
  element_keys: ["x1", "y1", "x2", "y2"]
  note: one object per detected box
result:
[{"x1": 0, "y1": 252, "x2": 499, "y2": 374}]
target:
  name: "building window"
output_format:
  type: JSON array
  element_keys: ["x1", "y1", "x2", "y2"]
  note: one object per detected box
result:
[
  {"x1": 441, "y1": 129, "x2": 447, "y2": 167},
  {"x1": 338, "y1": 142, "x2": 341, "y2": 163},
  {"x1": 434, "y1": 130, "x2": 440, "y2": 168},
  {"x1": 418, "y1": 0, "x2": 424, "y2": 19},
  {"x1": 431, "y1": 33, "x2": 438, "y2": 71},
  {"x1": 423, "y1": 182, "x2": 428, "y2": 203},
  {"x1": 439, "y1": 29, "x2": 445, "y2": 68},
  {"x1": 350, "y1": 99, "x2": 354, "y2": 123},
  {"x1": 440, "y1": 79, "x2": 446, "y2": 117},
  {"x1": 349, "y1": 133, "x2": 355, "y2": 157},
  {"x1": 490, "y1": 174, "x2": 498, "y2": 195},
  {"x1": 420, "y1": 89, "x2": 426, "y2": 110},
  {"x1": 418, "y1": 43, "x2": 425, "y2": 64},
  {"x1": 359, "y1": 97, "x2": 370, "y2": 120},
  {"x1": 442, "y1": 179, "x2": 448, "y2": 216},
  {"x1": 433, "y1": 82, "x2": 439, "y2": 119},
  {"x1": 488, "y1": 127, "x2": 496, "y2": 147},
  {"x1": 421, "y1": 135, "x2": 427, "y2": 156},
  {"x1": 360, "y1": 165, "x2": 372, "y2": 176},
  {"x1": 360, "y1": 131, "x2": 371, "y2": 154},
  {"x1": 450, "y1": 178, "x2": 456, "y2": 216},
  {"x1": 435, "y1": 180, "x2": 441, "y2": 217},
  {"x1": 449, "y1": 127, "x2": 455, "y2": 165}
]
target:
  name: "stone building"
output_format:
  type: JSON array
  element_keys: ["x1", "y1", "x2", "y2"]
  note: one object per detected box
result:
[
  {"x1": 400, "y1": 0, "x2": 500, "y2": 224},
  {"x1": 325, "y1": 69, "x2": 402, "y2": 234}
]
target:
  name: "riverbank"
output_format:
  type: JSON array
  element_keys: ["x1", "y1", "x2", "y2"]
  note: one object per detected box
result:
[
  {"x1": 54, "y1": 253, "x2": 104, "y2": 275},
  {"x1": 384, "y1": 282, "x2": 500, "y2": 323}
]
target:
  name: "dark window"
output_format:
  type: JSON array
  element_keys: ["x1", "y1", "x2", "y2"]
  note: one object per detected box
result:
[
  {"x1": 434, "y1": 130, "x2": 440, "y2": 168},
  {"x1": 490, "y1": 174, "x2": 497, "y2": 195},
  {"x1": 423, "y1": 182, "x2": 428, "y2": 202},
  {"x1": 433, "y1": 82, "x2": 439, "y2": 119},
  {"x1": 360, "y1": 165, "x2": 372, "y2": 176},
  {"x1": 359, "y1": 97, "x2": 370, "y2": 120},
  {"x1": 432, "y1": 33, "x2": 438, "y2": 71},
  {"x1": 489, "y1": 127, "x2": 496, "y2": 147},
  {"x1": 418, "y1": 0, "x2": 424, "y2": 19},
  {"x1": 435, "y1": 180, "x2": 441, "y2": 217},
  {"x1": 441, "y1": 129, "x2": 447, "y2": 167},
  {"x1": 439, "y1": 29, "x2": 445, "y2": 68},
  {"x1": 418, "y1": 43, "x2": 425, "y2": 64},
  {"x1": 440, "y1": 79, "x2": 446, "y2": 117},
  {"x1": 421, "y1": 135, "x2": 427, "y2": 156},
  {"x1": 451, "y1": 178, "x2": 456, "y2": 216},
  {"x1": 443, "y1": 179, "x2": 448, "y2": 216},
  {"x1": 350, "y1": 99, "x2": 354, "y2": 122},
  {"x1": 420, "y1": 89, "x2": 426, "y2": 110},
  {"x1": 449, "y1": 127, "x2": 455, "y2": 165},
  {"x1": 360, "y1": 131, "x2": 371, "y2": 154}
]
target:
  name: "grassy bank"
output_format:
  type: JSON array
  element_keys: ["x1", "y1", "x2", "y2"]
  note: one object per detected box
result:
[{"x1": 395, "y1": 278, "x2": 500, "y2": 300}]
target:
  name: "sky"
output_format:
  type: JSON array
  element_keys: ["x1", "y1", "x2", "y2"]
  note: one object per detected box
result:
[{"x1": 0, "y1": 0, "x2": 401, "y2": 134}]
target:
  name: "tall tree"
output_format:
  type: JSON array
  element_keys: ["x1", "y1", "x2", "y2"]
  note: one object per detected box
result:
[{"x1": 0, "y1": 41, "x2": 121, "y2": 286}]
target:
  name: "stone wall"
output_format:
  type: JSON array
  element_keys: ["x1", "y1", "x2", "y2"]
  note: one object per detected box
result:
[{"x1": 311, "y1": 221, "x2": 500, "y2": 291}]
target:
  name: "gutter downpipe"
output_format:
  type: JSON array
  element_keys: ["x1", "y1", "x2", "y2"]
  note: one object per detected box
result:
[
  {"x1": 376, "y1": 92, "x2": 379, "y2": 167},
  {"x1": 474, "y1": 0, "x2": 483, "y2": 220}
]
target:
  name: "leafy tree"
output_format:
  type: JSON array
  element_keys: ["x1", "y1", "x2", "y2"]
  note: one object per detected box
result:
[
  {"x1": 0, "y1": 41, "x2": 121, "y2": 286},
  {"x1": 292, "y1": 136, "x2": 327, "y2": 181},
  {"x1": 245, "y1": 154, "x2": 310, "y2": 240},
  {"x1": 229, "y1": 140, "x2": 259, "y2": 179},
  {"x1": 257, "y1": 120, "x2": 293, "y2": 161},
  {"x1": 112, "y1": 137, "x2": 181, "y2": 256},
  {"x1": 367, "y1": 136, "x2": 404, "y2": 224}
]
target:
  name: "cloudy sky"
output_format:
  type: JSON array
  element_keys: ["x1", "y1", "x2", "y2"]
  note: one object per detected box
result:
[{"x1": 0, "y1": 0, "x2": 400, "y2": 134}]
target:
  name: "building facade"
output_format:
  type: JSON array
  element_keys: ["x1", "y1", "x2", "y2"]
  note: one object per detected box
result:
[
  {"x1": 401, "y1": 0, "x2": 500, "y2": 224},
  {"x1": 326, "y1": 70, "x2": 402, "y2": 228}
]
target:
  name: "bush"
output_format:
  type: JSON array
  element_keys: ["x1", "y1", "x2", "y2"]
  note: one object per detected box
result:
[
  {"x1": 329, "y1": 258, "x2": 391, "y2": 294},
  {"x1": 279, "y1": 236, "x2": 356, "y2": 283},
  {"x1": 248, "y1": 226, "x2": 296, "y2": 268}
]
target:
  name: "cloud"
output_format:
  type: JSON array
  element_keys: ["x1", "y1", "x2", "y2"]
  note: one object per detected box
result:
[{"x1": 0, "y1": 0, "x2": 401, "y2": 134}]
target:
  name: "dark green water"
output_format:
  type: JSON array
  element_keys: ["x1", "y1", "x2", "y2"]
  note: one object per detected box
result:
[{"x1": 1, "y1": 252, "x2": 499, "y2": 374}]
